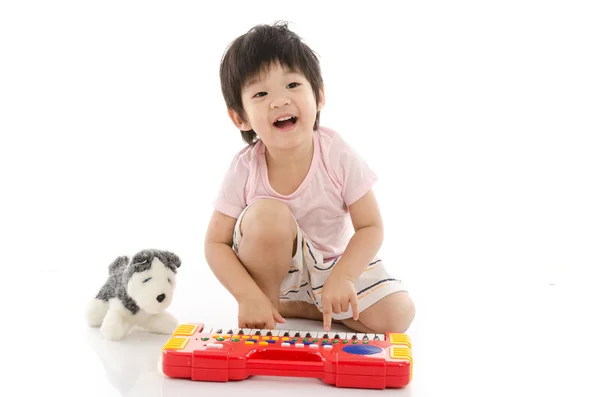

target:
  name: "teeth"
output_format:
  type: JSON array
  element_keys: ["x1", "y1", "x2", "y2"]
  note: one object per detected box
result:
[{"x1": 276, "y1": 116, "x2": 294, "y2": 122}]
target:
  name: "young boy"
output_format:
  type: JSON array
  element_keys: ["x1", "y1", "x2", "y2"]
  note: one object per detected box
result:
[{"x1": 204, "y1": 22, "x2": 415, "y2": 333}]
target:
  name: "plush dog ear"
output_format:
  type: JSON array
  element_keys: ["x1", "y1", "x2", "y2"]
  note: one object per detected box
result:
[{"x1": 160, "y1": 250, "x2": 181, "y2": 272}]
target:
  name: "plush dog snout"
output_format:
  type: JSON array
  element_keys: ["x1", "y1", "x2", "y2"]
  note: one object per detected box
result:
[{"x1": 156, "y1": 293, "x2": 166, "y2": 303}]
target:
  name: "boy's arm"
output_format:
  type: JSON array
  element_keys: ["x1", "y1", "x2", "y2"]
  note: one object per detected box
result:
[
  {"x1": 330, "y1": 188, "x2": 384, "y2": 282},
  {"x1": 204, "y1": 210, "x2": 264, "y2": 302},
  {"x1": 321, "y1": 189, "x2": 384, "y2": 329}
]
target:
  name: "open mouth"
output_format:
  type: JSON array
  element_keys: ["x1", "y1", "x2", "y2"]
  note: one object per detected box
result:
[{"x1": 273, "y1": 116, "x2": 298, "y2": 130}]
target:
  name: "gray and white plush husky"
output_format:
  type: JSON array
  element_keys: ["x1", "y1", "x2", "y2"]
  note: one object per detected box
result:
[{"x1": 85, "y1": 249, "x2": 181, "y2": 340}]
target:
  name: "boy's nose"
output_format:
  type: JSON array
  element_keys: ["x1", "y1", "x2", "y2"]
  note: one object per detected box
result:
[{"x1": 271, "y1": 97, "x2": 290, "y2": 108}]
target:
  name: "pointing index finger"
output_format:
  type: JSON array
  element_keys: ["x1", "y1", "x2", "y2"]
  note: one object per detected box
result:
[
  {"x1": 322, "y1": 304, "x2": 332, "y2": 331},
  {"x1": 351, "y1": 293, "x2": 359, "y2": 320}
]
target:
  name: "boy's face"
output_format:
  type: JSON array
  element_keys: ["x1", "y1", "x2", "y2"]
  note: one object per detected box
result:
[{"x1": 229, "y1": 61, "x2": 324, "y2": 152}]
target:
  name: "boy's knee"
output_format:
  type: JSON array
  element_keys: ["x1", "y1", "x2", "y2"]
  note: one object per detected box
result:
[
  {"x1": 385, "y1": 292, "x2": 415, "y2": 333},
  {"x1": 240, "y1": 199, "x2": 296, "y2": 244},
  {"x1": 363, "y1": 291, "x2": 416, "y2": 334}
]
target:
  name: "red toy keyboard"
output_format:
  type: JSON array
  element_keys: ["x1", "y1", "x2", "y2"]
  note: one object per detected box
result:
[{"x1": 160, "y1": 323, "x2": 412, "y2": 389}]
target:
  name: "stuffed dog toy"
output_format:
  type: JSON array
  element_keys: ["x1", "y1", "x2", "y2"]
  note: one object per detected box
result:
[{"x1": 85, "y1": 249, "x2": 181, "y2": 340}]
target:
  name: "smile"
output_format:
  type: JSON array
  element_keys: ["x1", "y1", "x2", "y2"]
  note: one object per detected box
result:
[{"x1": 273, "y1": 116, "x2": 298, "y2": 131}]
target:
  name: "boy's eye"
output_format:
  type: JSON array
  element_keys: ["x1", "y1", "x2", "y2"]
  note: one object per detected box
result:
[
  {"x1": 143, "y1": 277, "x2": 152, "y2": 283},
  {"x1": 287, "y1": 82, "x2": 300, "y2": 88},
  {"x1": 253, "y1": 92, "x2": 267, "y2": 98}
]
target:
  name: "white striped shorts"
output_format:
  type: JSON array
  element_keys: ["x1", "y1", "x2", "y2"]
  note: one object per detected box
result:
[{"x1": 232, "y1": 202, "x2": 406, "y2": 320}]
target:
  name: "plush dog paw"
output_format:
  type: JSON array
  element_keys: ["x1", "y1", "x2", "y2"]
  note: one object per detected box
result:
[
  {"x1": 85, "y1": 298, "x2": 108, "y2": 327},
  {"x1": 100, "y1": 310, "x2": 132, "y2": 341},
  {"x1": 146, "y1": 311, "x2": 178, "y2": 334}
]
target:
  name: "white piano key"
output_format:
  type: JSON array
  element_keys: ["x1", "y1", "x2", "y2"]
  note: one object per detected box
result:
[
  {"x1": 289, "y1": 330, "x2": 300, "y2": 338},
  {"x1": 241, "y1": 328, "x2": 251, "y2": 335},
  {"x1": 302, "y1": 331, "x2": 314, "y2": 338},
  {"x1": 333, "y1": 332, "x2": 346, "y2": 340},
  {"x1": 258, "y1": 329, "x2": 270, "y2": 336},
  {"x1": 279, "y1": 329, "x2": 292, "y2": 337},
  {"x1": 374, "y1": 333, "x2": 385, "y2": 341},
  {"x1": 267, "y1": 329, "x2": 280, "y2": 336},
  {"x1": 347, "y1": 333, "x2": 358, "y2": 340},
  {"x1": 317, "y1": 332, "x2": 328, "y2": 339},
  {"x1": 357, "y1": 333, "x2": 367, "y2": 340},
  {"x1": 366, "y1": 333, "x2": 376, "y2": 340},
  {"x1": 249, "y1": 329, "x2": 261, "y2": 336},
  {"x1": 231, "y1": 328, "x2": 242, "y2": 335}
]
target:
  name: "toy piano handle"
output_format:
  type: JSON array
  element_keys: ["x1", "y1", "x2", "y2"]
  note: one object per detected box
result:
[{"x1": 246, "y1": 348, "x2": 325, "y2": 376}]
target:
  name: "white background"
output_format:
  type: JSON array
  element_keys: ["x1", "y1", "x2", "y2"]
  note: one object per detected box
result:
[{"x1": 1, "y1": 1, "x2": 598, "y2": 396}]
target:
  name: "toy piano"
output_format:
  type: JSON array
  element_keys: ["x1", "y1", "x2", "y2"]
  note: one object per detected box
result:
[{"x1": 160, "y1": 323, "x2": 412, "y2": 389}]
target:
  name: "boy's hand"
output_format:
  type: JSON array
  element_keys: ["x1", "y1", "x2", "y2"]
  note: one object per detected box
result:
[
  {"x1": 237, "y1": 291, "x2": 286, "y2": 329},
  {"x1": 321, "y1": 275, "x2": 359, "y2": 331}
]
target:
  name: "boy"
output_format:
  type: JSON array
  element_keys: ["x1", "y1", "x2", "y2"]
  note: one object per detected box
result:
[{"x1": 204, "y1": 21, "x2": 415, "y2": 333}]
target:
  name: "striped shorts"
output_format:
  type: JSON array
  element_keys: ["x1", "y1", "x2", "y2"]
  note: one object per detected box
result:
[{"x1": 232, "y1": 202, "x2": 406, "y2": 321}]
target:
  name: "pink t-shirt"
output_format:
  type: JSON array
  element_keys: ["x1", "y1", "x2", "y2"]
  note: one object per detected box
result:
[{"x1": 212, "y1": 126, "x2": 378, "y2": 261}]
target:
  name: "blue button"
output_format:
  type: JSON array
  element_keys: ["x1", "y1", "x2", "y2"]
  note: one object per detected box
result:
[
  {"x1": 342, "y1": 345, "x2": 383, "y2": 355},
  {"x1": 266, "y1": 340, "x2": 276, "y2": 344}
]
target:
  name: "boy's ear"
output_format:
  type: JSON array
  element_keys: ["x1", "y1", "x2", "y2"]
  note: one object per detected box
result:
[
  {"x1": 317, "y1": 84, "x2": 325, "y2": 111},
  {"x1": 228, "y1": 108, "x2": 252, "y2": 130}
]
